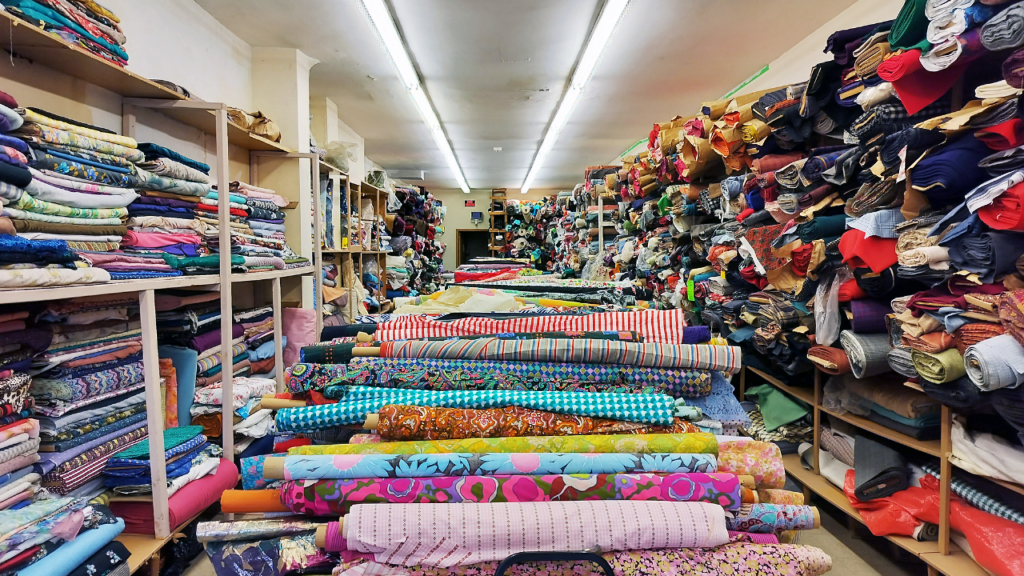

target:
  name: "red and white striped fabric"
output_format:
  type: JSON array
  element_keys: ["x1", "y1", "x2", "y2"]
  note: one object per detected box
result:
[{"x1": 372, "y1": 309, "x2": 689, "y2": 344}]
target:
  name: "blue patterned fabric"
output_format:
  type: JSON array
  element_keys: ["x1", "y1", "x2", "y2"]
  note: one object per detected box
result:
[{"x1": 276, "y1": 387, "x2": 679, "y2": 432}]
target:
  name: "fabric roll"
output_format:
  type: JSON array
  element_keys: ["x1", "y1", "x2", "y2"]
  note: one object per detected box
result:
[
  {"x1": 725, "y1": 504, "x2": 818, "y2": 533},
  {"x1": 887, "y1": 348, "x2": 920, "y2": 378},
  {"x1": 890, "y1": 0, "x2": 930, "y2": 50},
  {"x1": 853, "y1": 435, "x2": 908, "y2": 501},
  {"x1": 379, "y1": 339, "x2": 742, "y2": 372},
  {"x1": 920, "y1": 462, "x2": 1024, "y2": 528},
  {"x1": 807, "y1": 346, "x2": 852, "y2": 375},
  {"x1": 276, "y1": 388, "x2": 679, "y2": 431},
  {"x1": 196, "y1": 520, "x2": 320, "y2": 543},
  {"x1": 287, "y1": 433, "x2": 718, "y2": 456},
  {"x1": 339, "y1": 540, "x2": 834, "y2": 576},
  {"x1": 1001, "y1": 290, "x2": 1024, "y2": 346},
  {"x1": 277, "y1": 453, "x2": 718, "y2": 481},
  {"x1": 717, "y1": 438, "x2": 786, "y2": 489},
  {"x1": 921, "y1": 378, "x2": 991, "y2": 412},
  {"x1": 965, "y1": 334, "x2": 1024, "y2": 390},
  {"x1": 850, "y1": 299, "x2": 891, "y2": 334},
  {"x1": 912, "y1": 348, "x2": 967, "y2": 383},
  {"x1": 374, "y1": 404, "x2": 697, "y2": 441},
  {"x1": 981, "y1": 2, "x2": 1024, "y2": 50},
  {"x1": 840, "y1": 331, "x2": 893, "y2": 378},
  {"x1": 341, "y1": 501, "x2": 730, "y2": 567},
  {"x1": 955, "y1": 323, "x2": 1005, "y2": 354},
  {"x1": 18, "y1": 519, "x2": 125, "y2": 576},
  {"x1": 280, "y1": 472, "x2": 746, "y2": 515}
]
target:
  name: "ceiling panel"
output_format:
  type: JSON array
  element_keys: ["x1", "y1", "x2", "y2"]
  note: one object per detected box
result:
[{"x1": 197, "y1": 0, "x2": 859, "y2": 192}]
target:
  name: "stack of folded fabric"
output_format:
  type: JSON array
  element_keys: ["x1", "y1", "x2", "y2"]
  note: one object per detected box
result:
[
  {"x1": 2, "y1": 101, "x2": 146, "y2": 286},
  {"x1": 105, "y1": 425, "x2": 237, "y2": 534},
  {"x1": 205, "y1": 180, "x2": 308, "y2": 272},
  {"x1": 189, "y1": 377, "x2": 275, "y2": 457},
  {"x1": 122, "y1": 143, "x2": 213, "y2": 276},
  {"x1": 2, "y1": 0, "x2": 129, "y2": 67},
  {"x1": 235, "y1": 305, "x2": 279, "y2": 377},
  {"x1": 741, "y1": 384, "x2": 813, "y2": 454}
]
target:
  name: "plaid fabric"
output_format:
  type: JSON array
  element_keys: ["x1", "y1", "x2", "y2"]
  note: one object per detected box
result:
[
  {"x1": 819, "y1": 424, "x2": 855, "y2": 467},
  {"x1": 840, "y1": 331, "x2": 893, "y2": 378},
  {"x1": 920, "y1": 463, "x2": 1024, "y2": 527},
  {"x1": 381, "y1": 339, "x2": 742, "y2": 373},
  {"x1": 276, "y1": 387, "x2": 679, "y2": 432},
  {"x1": 372, "y1": 309, "x2": 690, "y2": 344},
  {"x1": 850, "y1": 101, "x2": 952, "y2": 139},
  {"x1": 847, "y1": 207, "x2": 906, "y2": 239}
]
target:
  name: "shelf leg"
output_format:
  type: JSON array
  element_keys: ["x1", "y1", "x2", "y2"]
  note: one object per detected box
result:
[
  {"x1": 738, "y1": 367, "x2": 746, "y2": 398},
  {"x1": 813, "y1": 369, "x2": 821, "y2": 475},
  {"x1": 140, "y1": 289, "x2": 170, "y2": 539},
  {"x1": 215, "y1": 106, "x2": 235, "y2": 459},
  {"x1": 273, "y1": 277, "x2": 284, "y2": 392},
  {"x1": 938, "y1": 404, "x2": 952, "y2": 555}
]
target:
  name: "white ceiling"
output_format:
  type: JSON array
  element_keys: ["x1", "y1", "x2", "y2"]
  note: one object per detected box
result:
[{"x1": 196, "y1": 0, "x2": 859, "y2": 192}]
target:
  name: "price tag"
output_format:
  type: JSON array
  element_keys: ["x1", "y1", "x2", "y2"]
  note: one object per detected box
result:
[
  {"x1": 686, "y1": 280, "x2": 695, "y2": 301},
  {"x1": 897, "y1": 145, "x2": 908, "y2": 183}
]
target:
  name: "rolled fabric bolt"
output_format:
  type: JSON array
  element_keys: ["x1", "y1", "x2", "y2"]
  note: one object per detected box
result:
[
  {"x1": 315, "y1": 521, "x2": 344, "y2": 549},
  {"x1": 260, "y1": 395, "x2": 306, "y2": 409},
  {"x1": 220, "y1": 489, "x2": 288, "y2": 513}
]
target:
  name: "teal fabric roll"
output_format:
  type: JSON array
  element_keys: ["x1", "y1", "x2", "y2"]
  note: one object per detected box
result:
[{"x1": 159, "y1": 345, "x2": 197, "y2": 426}]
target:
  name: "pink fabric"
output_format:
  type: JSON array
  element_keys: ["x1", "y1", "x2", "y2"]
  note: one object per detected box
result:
[
  {"x1": 78, "y1": 252, "x2": 175, "y2": 270},
  {"x1": 0, "y1": 490, "x2": 31, "y2": 510},
  {"x1": 120, "y1": 230, "x2": 200, "y2": 248},
  {"x1": 344, "y1": 501, "x2": 729, "y2": 568},
  {"x1": 283, "y1": 307, "x2": 317, "y2": 368},
  {"x1": 111, "y1": 458, "x2": 238, "y2": 534},
  {"x1": 372, "y1": 309, "x2": 690, "y2": 345},
  {"x1": 234, "y1": 182, "x2": 288, "y2": 207},
  {"x1": 0, "y1": 454, "x2": 39, "y2": 476},
  {"x1": 728, "y1": 531, "x2": 780, "y2": 544},
  {"x1": 0, "y1": 420, "x2": 39, "y2": 441},
  {"x1": 0, "y1": 312, "x2": 28, "y2": 323},
  {"x1": 0, "y1": 321, "x2": 25, "y2": 333}
]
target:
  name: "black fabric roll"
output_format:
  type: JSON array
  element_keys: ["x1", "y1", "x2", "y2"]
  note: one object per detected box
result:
[
  {"x1": 854, "y1": 435, "x2": 910, "y2": 501},
  {"x1": 992, "y1": 385, "x2": 1024, "y2": 442},
  {"x1": 321, "y1": 324, "x2": 378, "y2": 340},
  {"x1": 921, "y1": 377, "x2": 994, "y2": 414}
]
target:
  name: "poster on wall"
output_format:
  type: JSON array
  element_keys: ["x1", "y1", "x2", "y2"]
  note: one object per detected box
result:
[{"x1": 464, "y1": 200, "x2": 475, "y2": 207}]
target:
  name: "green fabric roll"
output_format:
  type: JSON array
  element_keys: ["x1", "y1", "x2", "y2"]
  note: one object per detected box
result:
[
  {"x1": 796, "y1": 214, "x2": 849, "y2": 243},
  {"x1": 162, "y1": 254, "x2": 245, "y2": 269},
  {"x1": 889, "y1": 0, "x2": 931, "y2": 51},
  {"x1": 744, "y1": 384, "x2": 810, "y2": 431},
  {"x1": 911, "y1": 348, "x2": 966, "y2": 384}
]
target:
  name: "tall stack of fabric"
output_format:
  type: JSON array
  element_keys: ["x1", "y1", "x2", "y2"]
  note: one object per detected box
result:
[
  {"x1": 387, "y1": 184, "x2": 446, "y2": 298},
  {"x1": 1, "y1": 101, "x2": 141, "y2": 287},
  {"x1": 203, "y1": 181, "x2": 306, "y2": 274},
  {"x1": 502, "y1": 198, "x2": 556, "y2": 268}
]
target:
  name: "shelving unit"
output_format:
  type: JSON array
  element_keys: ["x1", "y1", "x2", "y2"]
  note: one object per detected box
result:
[
  {"x1": 0, "y1": 13, "x2": 317, "y2": 568},
  {"x1": 740, "y1": 366, "x2": 995, "y2": 576},
  {"x1": 489, "y1": 188, "x2": 507, "y2": 256}
]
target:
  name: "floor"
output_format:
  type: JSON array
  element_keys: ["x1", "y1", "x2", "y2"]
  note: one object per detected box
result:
[{"x1": 178, "y1": 505, "x2": 928, "y2": 576}]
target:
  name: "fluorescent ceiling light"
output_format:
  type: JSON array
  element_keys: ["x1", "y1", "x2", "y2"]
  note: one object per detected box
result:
[
  {"x1": 360, "y1": 0, "x2": 470, "y2": 193},
  {"x1": 521, "y1": 0, "x2": 629, "y2": 194}
]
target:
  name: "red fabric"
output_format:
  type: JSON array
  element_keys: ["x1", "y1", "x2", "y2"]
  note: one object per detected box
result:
[
  {"x1": 274, "y1": 437, "x2": 312, "y2": 453},
  {"x1": 790, "y1": 244, "x2": 815, "y2": 276},
  {"x1": 844, "y1": 471, "x2": 1024, "y2": 576},
  {"x1": 838, "y1": 279, "x2": 869, "y2": 302},
  {"x1": 979, "y1": 182, "x2": 1024, "y2": 230},
  {"x1": 839, "y1": 229, "x2": 898, "y2": 274},
  {"x1": 736, "y1": 208, "x2": 755, "y2": 223},
  {"x1": 977, "y1": 119, "x2": 1024, "y2": 151},
  {"x1": 892, "y1": 62, "x2": 969, "y2": 116},
  {"x1": 453, "y1": 269, "x2": 520, "y2": 283},
  {"x1": 878, "y1": 49, "x2": 924, "y2": 81},
  {"x1": 0, "y1": 546, "x2": 39, "y2": 572},
  {"x1": 110, "y1": 458, "x2": 238, "y2": 534},
  {"x1": 308, "y1": 390, "x2": 338, "y2": 405},
  {"x1": 739, "y1": 265, "x2": 769, "y2": 289}
]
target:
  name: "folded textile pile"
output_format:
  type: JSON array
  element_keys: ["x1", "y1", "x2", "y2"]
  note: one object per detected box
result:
[
  {"x1": 741, "y1": 384, "x2": 813, "y2": 454},
  {"x1": 101, "y1": 424, "x2": 224, "y2": 496},
  {"x1": 383, "y1": 184, "x2": 446, "y2": 299},
  {"x1": 190, "y1": 377, "x2": 275, "y2": 456},
  {"x1": 2, "y1": 0, "x2": 129, "y2": 66}
]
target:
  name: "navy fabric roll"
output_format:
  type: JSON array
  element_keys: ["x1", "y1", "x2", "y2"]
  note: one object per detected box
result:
[
  {"x1": 911, "y1": 135, "x2": 991, "y2": 207},
  {"x1": 850, "y1": 299, "x2": 891, "y2": 334}
]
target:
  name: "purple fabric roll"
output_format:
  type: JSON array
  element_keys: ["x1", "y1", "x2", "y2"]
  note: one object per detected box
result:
[
  {"x1": 189, "y1": 324, "x2": 244, "y2": 353},
  {"x1": 683, "y1": 325, "x2": 712, "y2": 344},
  {"x1": 850, "y1": 299, "x2": 891, "y2": 334},
  {"x1": 134, "y1": 196, "x2": 197, "y2": 209}
]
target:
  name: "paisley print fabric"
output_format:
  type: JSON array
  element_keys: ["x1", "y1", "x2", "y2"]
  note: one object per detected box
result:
[
  {"x1": 288, "y1": 433, "x2": 718, "y2": 456},
  {"x1": 375, "y1": 404, "x2": 699, "y2": 441},
  {"x1": 280, "y1": 472, "x2": 745, "y2": 515}
]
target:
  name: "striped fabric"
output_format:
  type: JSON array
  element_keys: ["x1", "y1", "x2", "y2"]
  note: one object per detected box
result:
[
  {"x1": 195, "y1": 343, "x2": 248, "y2": 373},
  {"x1": 381, "y1": 338, "x2": 742, "y2": 373},
  {"x1": 372, "y1": 309, "x2": 690, "y2": 344}
]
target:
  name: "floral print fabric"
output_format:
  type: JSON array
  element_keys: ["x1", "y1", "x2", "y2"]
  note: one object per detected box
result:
[
  {"x1": 279, "y1": 453, "x2": 718, "y2": 481},
  {"x1": 375, "y1": 404, "x2": 699, "y2": 441},
  {"x1": 726, "y1": 504, "x2": 818, "y2": 533},
  {"x1": 289, "y1": 433, "x2": 718, "y2": 456},
  {"x1": 717, "y1": 438, "x2": 787, "y2": 489},
  {"x1": 280, "y1": 472, "x2": 744, "y2": 515},
  {"x1": 16, "y1": 122, "x2": 144, "y2": 162}
]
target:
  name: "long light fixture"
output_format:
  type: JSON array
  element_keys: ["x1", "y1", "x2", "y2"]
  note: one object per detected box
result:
[
  {"x1": 521, "y1": 0, "x2": 630, "y2": 194},
  {"x1": 360, "y1": 0, "x2": 471, "y2": 193}
]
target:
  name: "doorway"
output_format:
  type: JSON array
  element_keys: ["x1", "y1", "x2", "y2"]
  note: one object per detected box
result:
[{"x1": 456, "y1": 230, "x2": 490, "y2": 267}]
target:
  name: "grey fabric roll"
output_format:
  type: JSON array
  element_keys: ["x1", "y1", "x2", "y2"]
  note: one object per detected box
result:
[
  {"x1": 965, "y1": 334, "x2": 1024, "y2": 391},
  {"x1": 854, "y1": 434, "x2": 909, "y2": 501},
  {"x1": 981, "y1": 3, "x2": 1024, "y2": 51},
  {"x1": 887, "y1": 348, "x2": 919, "y2": 378},
  {"x1": 840, "y1": 330, "x2": 893, "y2": 379}
]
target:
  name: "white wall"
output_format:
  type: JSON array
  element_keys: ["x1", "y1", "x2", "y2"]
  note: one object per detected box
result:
[{"x1": 743, "y1": 0, "x2": 902, "y2": 93}]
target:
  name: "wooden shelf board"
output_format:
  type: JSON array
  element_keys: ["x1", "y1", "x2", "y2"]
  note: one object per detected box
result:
[
  {"x1": 0, "y1": 12, "x2": 179, "y2": 99},
  {"x1": 920, "y1": 549, "x2": 991, "y2": 576},
  {"x1": 230, "y1": 265, "x2": 314, "y2": 282},
  {"x1": 818, "y1": 406, "x2": 941, "y2": 457},
  {"x1": 746, "y1": 366, "x2": 814, "y2": 404},
  {"x1": 318, "y1": 160, "x2": 347, "y2": 175},
  {"x1": 148, "y1": 106, "x2": 291, "y2": 152}
]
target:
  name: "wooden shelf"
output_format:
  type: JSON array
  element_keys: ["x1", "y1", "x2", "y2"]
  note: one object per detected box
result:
[
  {"x1": 489, "y1": 211, "x2": 505, "y2": 215},
  {"x1": 139, "y1": 105, "x2": 291, "y2": 152},
  {"x1": 948, "y1": 464, "x2": 1024, "y2": 497},
  {"x1": 746, "y1": 366, "x2": 815, "y2": 404},
  {"x1": 230, "y1": 265, "x2": 314, "y2": 282},
  {"x1": 783, "y1": 455, "x2": 988, "y2": 576},
  {"x1": 0, "y1": 275, "x2": 220, "y2": 304},
  {"x1": 818, "y1": 405, "x2": 941, "y2": 457},
  {"x1": 319, "y1": 160, "x2": 347, "y2": 175}
]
